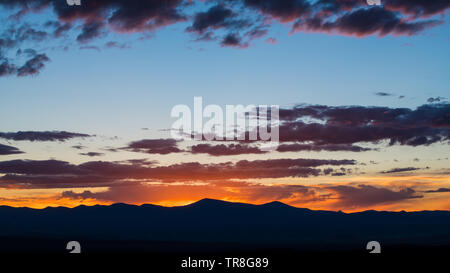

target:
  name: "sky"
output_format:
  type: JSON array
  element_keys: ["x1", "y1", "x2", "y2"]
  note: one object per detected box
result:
[{"x1": 0, "y1": 0, "x2": 449, "y2": 211}]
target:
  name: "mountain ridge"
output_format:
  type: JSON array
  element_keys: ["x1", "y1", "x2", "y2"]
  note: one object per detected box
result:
[
  {"x1": 1, "y1": 198, "x2": 450, "y2": 252},
  {"x1": 2, "y1": 198, "x2": 449, "y2": 213}
]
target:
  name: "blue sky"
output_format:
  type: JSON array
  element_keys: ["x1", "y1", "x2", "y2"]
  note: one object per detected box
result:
[{"x1": 1, "y1": 11, "x2": 449, "y2": 136}]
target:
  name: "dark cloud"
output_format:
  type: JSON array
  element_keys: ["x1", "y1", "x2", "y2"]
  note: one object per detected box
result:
[
  {"x1": 189, "y1": 143, "x2": 266, "y2": 156},
  {"x1": 0, "y1": 51, "x2": 49, "y2": 77},
  {"x1": 293, "y1": 7, "x2": 440, "y2": 36},
  {"x1": 322, "y1": 167, "x2": 352, "y2": 176},
  {"x1": 241, "y1": 1, "x2": 445, "y2": 37},
  {"x1": 79, "y1": 45, "x2": 101, "y2": 51},
  {"x1": 187, "y1": 4, "x2": 253, "y2": 44},
  {"x1": 0, "y1": 131, "x2": 91, "y2": 142},
  {"x1": 374, "y1": 92, "x2": 394, "y2": 97},
  {"x1": 380, "y1": 167, "x2": 421, "y2": 174},
  {"x1": 425, "y1": 188, "x2": 450, "y2": 193},
  {"x1": 3, "y1": 1, "x2": 184, "y2": 34},
  {"x1": 221, "y1": 33, "x2": 248, "y2": 48},
  {"x1": 114, "y1": 159, "x2": 157, "y2": 166},
  {"x1": 44, "y1": 0, "x2": 186, "y2": 33},
  {"x1": 276, "y1": 103, "x2": 450, "y2": 146},
  {"x1": 326, "y1": 184, "x2": 422, "y2": 207},
  {"x1": 0, "y1": 1, "x2": 447, "y2": 42},
  {"x1": 239, "y1": 184, "x2": 318, "y2": 202},
  {"x1": 105, "y1": 41, "x2": 128, "y2": 49},
  {"x1": 276, "y1": 143, "x2": 371, "y2": 152},
  {"x1": 122, "y1": 139, "x2": 183, "y2": 154},
  {"x1": 0, "y1": 0, "x2": 448, "y2": 76},
  {"x1": 71, "y1": 145, "x2": 86, "y2": 150},
  {"x1": 0, "y1": 0, "x2": 187, "y2": 76},
  {"x1": 12, "y1": 24, "x2": 48, "y2": 42},
  {"x1": 0, "y1": 144, "x2": 23, "y2": 155},
  {"x1": 17, "y1": 48, "x2": 37, "y2": 57},
  {"x1": 385, "y1": 0, "x2": 450, "y2": 18},
  {"x1": 61, "y1": 190, "x2": 98, "y2": 199},
  {"x1": 0, "y1": 159, "x2": 80, "y2": 175},
  {"x1": 79, "y1": 152, "x2": 105, "y2": 157},
  {"x1": 0, "y1": 157, "x2": 355, "y2": 188},
  {"x1": 187, "y1": 4, "x2": 235, "y2": 34},
  {"x1": 312, "y1": 0, "x2": 359, "y2": 13},
  {"x1": 245, "y1": 26, "x2": 269, "y2": 40},
  {"x1": 243, "y1": 0, "x2": 312, "y2": 22},
  {"x1": 0, "y1": 173, "x2": 121, "y2": 189},
  {"x1": 427, "y1": 97, "x2": 446, "y2": 103},
  {"x1": 77, "y1": 21, "x2": 104, "y2": 43},
  {"x1": 106, "y1": 1, "x2": 186, "y2": 32},
  {"x1": 44, "y1": 21, "x2": 72, "y2": 38},
  {"x1": 190, "y1": 103, "x2": 449, "y2": 149},
  {"x1": 0, "y1": 60, "x2": 16, "y2": 76},
  {"x1": 122, "y1": 140, "x2": 368, "y2": 156},
  {"x1": 16, "y1": 53, "x2": 49, "y2": 76},
  {"x1": 234, "y1": 158, "x2": 356, "y2": 169},
  {"x1": 0, "y1": 24, "x2": 50, "y2": 77}
]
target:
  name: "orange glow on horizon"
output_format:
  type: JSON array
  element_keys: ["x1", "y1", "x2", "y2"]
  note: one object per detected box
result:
[{"x1": 0, "y1": 174, "x2": 449, "y2": 212}]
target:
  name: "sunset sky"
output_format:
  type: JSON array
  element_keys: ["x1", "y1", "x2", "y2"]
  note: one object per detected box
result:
[{"x1": 0, "y1": 0, "x2": 449, "y2": 211}]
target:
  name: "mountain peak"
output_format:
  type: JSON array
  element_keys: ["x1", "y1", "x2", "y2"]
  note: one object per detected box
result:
[
  {"x1": 189, "y1": 198, "x2": 234, "y2": 207},
  {"x1": 261, "y1": 201, "x2": 308, "y2": 211},
  {"x1": 262, "y1": 201, "x2": 290, "y2": 207}
]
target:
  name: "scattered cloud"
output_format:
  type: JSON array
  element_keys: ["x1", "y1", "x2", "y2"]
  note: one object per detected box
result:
[
  {"x1": 427, "y1": 97, "x2": 447, "y2": 103},
  {"x1": 122, "y1": 139, "x2": 183, "y2": 154},
  {"x1": 221, "y1": 33, "x2": 248, "y2": 48},
  {"x1": 325, "y1": 184, "x2": 422, "y2": 208},
  {"x1": 0, "y1": 157, "x2": 356, "y2": 189},
  {"x1": 0, "y1": 131, "x2": 91, "y2": 142},
  {"x1": 374, "y1": 92, "x2": 394, "y2": 97},
  {"x1": 187, "y1": 4, "x2": 236, "y2": 34},
  {"x1": 380, "y1": 167, "x2": 421, "y2": 174},
  {"x1": 0, "y1": 144, "x2": 24, "y2": 155},
  {"x1": 292, "y1": 7, "x2": 441, "y2": 37},
  {"x1": 79, "y1": 152, "x2": 105, "y2": 157},
  {"x1": 189, "y1": 143, "x2": 266, "y2": 156},
  {"x1": 276, "y1": 143, "x2": 371, "y2": 152},
  {"x1": 105, "y1": 41, "x2": 129, "y2": 49},
  {"x1": 264, "y1": 37, "x2": 277, "y2": 44},
  {"x1": 276, "y1": 103, "x2": 450, "y2": 146},
  {"x1": 1, "y1": 0, "x2": 447, "y2": 76},
  {"x1": 77, "y1": 21, "x2": 105, "y2": 43},
  {"x1": 79, "y1": 45, "x2": 101, "y2": 51},
  {"x1": 425, "y1": 188, "x2": 450, "y2": 193},
  {"x1": 71, "y1": 145, "x2": 86, "y2": 150}
]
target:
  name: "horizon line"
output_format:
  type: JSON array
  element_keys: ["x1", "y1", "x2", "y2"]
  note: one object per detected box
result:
[{"x1": 2, "y1": 198, "x2": 449, "y2": 214}]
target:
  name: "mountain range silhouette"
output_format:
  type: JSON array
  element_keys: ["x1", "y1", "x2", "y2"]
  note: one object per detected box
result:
[{"x1": 1, "y1": 199, "x2": 450, "y2": 253}]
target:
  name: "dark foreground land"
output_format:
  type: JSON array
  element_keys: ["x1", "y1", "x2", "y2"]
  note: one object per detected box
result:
[{"x1": 0, "y1": 199, "x2": 449, "y2": 270}]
